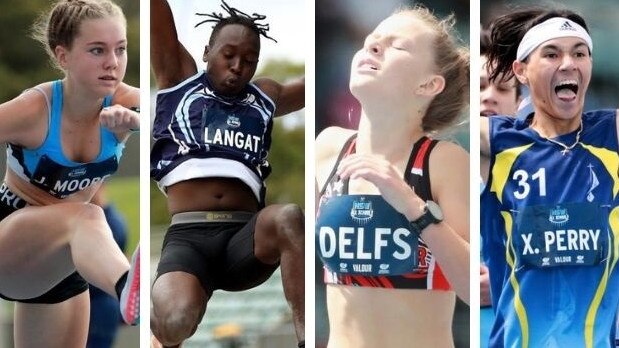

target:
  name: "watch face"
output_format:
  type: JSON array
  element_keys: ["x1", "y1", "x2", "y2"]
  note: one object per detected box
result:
[{"x1": 427, "y1": 200, "x2": 443, "y2": 221}]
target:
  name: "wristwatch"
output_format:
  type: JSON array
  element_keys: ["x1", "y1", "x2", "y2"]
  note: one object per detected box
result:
[{"x1": 409, "y1": 200, "x2": 443, "y2": 234}]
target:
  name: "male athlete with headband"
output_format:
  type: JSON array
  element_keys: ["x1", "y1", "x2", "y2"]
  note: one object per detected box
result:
[{"x1": 481, "y1": 8, "x2": 619, "y2": 347}]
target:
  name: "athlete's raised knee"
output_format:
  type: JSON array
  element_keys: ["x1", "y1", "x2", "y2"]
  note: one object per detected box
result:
[
  {"x1": 254, "y1": 204, "x2": 303, "y2": 262},
  {"x1": 273, "y1": 204, "x2": 303, "y2": 229},
  {"x1": 73, "y1": 203, "x2": 106, "y2": 222},
  {"x1": 151, "y1": 301, "x2": 203, "y2": 345},
  {"x1": 273, "y1": 204, "x2": 304, "y2": 240}
]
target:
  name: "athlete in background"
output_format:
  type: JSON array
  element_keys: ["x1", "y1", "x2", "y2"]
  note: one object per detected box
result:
[{"x1": 88, "y1": 185, "x2": 129, "y2": 348}]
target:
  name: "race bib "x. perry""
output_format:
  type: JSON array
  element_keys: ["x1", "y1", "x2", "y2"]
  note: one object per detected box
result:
[{"x1": 512, "y1": 203, "x2": 608, "y2": 268}]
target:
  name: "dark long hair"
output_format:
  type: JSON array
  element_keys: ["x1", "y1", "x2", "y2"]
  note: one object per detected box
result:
[{"x1": 487, "y1": 8, "x2": 589, "y2": 82}]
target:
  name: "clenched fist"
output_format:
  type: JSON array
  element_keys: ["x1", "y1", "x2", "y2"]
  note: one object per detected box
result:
[{"x1": 99, "y1": 105, "x2": 139, "y2": 133}]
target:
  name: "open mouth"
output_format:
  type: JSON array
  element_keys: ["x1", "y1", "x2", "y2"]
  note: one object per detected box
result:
[
  {"x1": 358, "y1": 59, "x2": 379, "y2": 71},
  {"x1": 480, "y1": 109, "x2": 498, "y2": 117},
  {"x1": 554, "y1": 80, "x2": 578, "y2": 100},
  {"x1": 360, "y1": 64, "x2": 378, "y2": 71}
]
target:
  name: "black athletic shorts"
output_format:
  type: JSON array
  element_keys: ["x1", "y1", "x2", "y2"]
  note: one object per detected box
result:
[
  {"x1": 155, "y1": 211, "x2": 280, "y2": 295},
  {"x1": 0, "y1": 182, "x2": 88, "y2": 304}
]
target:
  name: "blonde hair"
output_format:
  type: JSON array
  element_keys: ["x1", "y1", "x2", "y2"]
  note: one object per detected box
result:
[
  {"x1": 32, "y1": 0, "x2": 126, "y2": 69},
  {"x1": 397, "y1": 6, "x2": 469, "y2": 133}
]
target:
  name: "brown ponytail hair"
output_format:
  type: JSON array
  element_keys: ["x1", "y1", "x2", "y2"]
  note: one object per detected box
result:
[
  {"x1": 397, "y1": 7, "x2": 469, "y2": 132},
  {"x1": 32, "y1": 0, "x2": 126, "y2": 70}
]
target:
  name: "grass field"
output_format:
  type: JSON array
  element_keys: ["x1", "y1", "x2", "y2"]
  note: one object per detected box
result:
[{"x1": 105, "y1": 176, "x2": 140, "y2": 255}]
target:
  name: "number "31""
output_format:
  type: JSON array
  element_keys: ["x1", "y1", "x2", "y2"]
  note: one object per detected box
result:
[{"x1": 512, "y1": 168, "x2": 546, "y2": 199}]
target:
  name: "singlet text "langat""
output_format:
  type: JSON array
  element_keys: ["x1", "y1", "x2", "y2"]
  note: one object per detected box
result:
[{"x1": 204, "y1": 127, "x2": 261, "y2": 153}]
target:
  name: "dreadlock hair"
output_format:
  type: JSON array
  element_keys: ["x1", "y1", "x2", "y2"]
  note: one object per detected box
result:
[{"x1": 195, "y1": 0, "x2": 277, "y2": 47}]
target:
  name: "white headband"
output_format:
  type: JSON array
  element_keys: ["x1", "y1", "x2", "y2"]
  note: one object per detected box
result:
[{"x1": 516, "y1": 17, "x2": 593, "y2": 61}]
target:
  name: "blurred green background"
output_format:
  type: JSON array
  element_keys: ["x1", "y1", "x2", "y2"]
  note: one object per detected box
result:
[
  {"x1": 0, "y1": 0, "x2": 139, "y2": 100},
  {"x1": 106, "y1": 177, "x2": 139, "y2": 253}
]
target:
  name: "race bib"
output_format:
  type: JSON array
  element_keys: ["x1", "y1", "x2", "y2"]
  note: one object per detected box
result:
[
  {"x1": 513, "y1": 203, "x2": 608, "y2": 268},
  {"x1": 316, "y1": 195, "x2": 418, "y2": 275},
  {"x1": 202, "y1": 107, "x2": 266, "y2": 160},
  {"x1": 31, "y1": 155, "x2": 116, "y2": 198}
]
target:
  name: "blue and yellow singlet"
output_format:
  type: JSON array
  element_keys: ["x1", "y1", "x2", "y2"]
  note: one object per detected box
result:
[{"x1": 481, "y1": 110, "x2": 619, "y2": 348}]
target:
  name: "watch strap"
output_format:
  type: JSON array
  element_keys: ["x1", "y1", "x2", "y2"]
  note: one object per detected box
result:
[{"x1": 409, "y1": 202, "x2": 441, "y2": 234}]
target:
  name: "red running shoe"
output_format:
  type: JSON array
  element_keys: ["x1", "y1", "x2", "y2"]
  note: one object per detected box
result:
[{"x1": 120, "y1": 245, "x2": 140, "y2": 325}]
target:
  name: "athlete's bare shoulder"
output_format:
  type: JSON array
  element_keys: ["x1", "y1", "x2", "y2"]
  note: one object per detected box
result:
[
  {"x1": 429, "y1": 140, "x2": 469, "y2": 186},
  {"x1": 0, "y1": 82, "x2": 51, "y2": 147},
  {"x1": 316, "y1": 126, "x2": 355, "y2": 161},
  {"x1": 316, "y1": 126, "x2": 356, "y2": 188},
  {"x1": 253, "y1": 77, "x2": 304, "y2": 117}
]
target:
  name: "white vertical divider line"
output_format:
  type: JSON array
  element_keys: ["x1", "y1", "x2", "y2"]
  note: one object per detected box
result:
[
  {"x1": 139, "y1": 0, "x2": 152, "y2": 345},
  {"x1": 469, "y1": 1, "x2": 482, "y2": 347}
]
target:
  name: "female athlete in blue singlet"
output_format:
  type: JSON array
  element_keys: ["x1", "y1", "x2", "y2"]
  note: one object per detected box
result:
[
  {"x1": 0, "y1": 1, "x2": 140, "y2": 347},
  {"x1": 316, "y1": 6, "x2": 470, "y2": 348},
  {"x1": 150, "y1": 1, "x2": 305, "y2": 347},
  {"x1": 481, "y1": 8, "x2": 619, "y2": 348}
]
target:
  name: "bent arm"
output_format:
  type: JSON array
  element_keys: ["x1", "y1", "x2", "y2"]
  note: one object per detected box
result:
[
  {"x1": 481, "y1": 116, "x2": 491, "y2": 157},
  {"x1": 151, "y1": 0, "x2": 198, "y2": 89},
  {"x1": 616, "y1": 110, "x2": 619, "y2": 150},
  {"x1": 480, "y1": 117, "x2": 491, "y2": 184},
  {"x1": 254, "y1": 77, "x2": 305, "y2": 117},
  {"x1": 108, "y1": 83, "x2": 141, "y2": 142},
  {"x1": 415, "y1": 142, "x2": 470, "y2": 303},
  {"x1": 114, "y1": 83, "x2": 140, "y2": 108}
]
